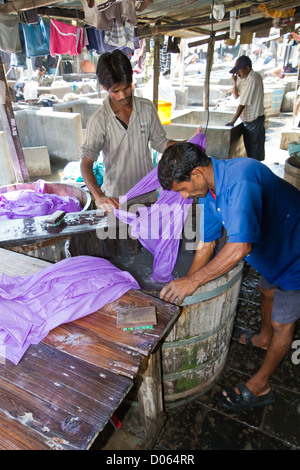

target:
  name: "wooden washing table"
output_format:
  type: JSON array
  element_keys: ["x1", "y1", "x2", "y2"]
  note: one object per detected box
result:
[{"x1": 0, "y1": 248, "x2": 180, "y2": 450}]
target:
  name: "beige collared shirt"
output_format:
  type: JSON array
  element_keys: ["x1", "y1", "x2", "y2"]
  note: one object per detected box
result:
[
  {"x1": 237, "y1": 69, "x2": 264, "y2": 123},
  {"x1": 80, "y1": 94, "x2": 169, "y2": 197}
]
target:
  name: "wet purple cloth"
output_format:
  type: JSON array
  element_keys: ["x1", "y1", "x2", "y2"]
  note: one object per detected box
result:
[
  {"x1": 114, "y1": 132, "x2": 206, "y2": 283},
  {"x1": 0, "y1": 256, "x2": 140, "y2": 365},
  {"x1": 115, "y1": 168, "x2": 192, "y2": 283},
  {"x1": 0, "y1": 180, "x2": 82, "y2": 219}
]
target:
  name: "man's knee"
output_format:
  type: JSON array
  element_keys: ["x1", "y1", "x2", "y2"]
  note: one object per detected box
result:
[
  {"x1": 259, "y1": 284, "x2": 275, "y2": 299},
  {"x1": 270, "y1": 319, "x2": 295, "y2": 339}
]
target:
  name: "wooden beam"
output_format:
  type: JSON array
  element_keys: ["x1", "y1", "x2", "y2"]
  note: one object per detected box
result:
[
  {"x1": 153, "y1": 36, "x2": 160, "y2": 110},
  {"x1": 188, "y1": 33, "x2": 229, "y2": 48},
  {"x1": 0, "y1": 57, "x2": 28, "y2": 183},
  {"x1": 37, "y1": 7, "x2": 84, "y2": 21},
  {"x1": 0, "y1": 0, "x2": 65, "y2": 14},
  {"x1": 204, "y1": 35, "x2": 214, "y2": 111}
]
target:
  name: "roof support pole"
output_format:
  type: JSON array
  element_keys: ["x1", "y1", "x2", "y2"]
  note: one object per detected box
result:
[
  {"x1": 153, "y1": 35, "x2": 161, "y2": 110},
  {"x1": 0, "y1": 57, "x2": 28, "y2": 183},
  {"x1": 204, "y1": 33, "x2": 215, "y2": 111}
]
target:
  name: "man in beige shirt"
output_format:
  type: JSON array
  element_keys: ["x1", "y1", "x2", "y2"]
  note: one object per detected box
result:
[
  {"x1": 226, "y1": 55, "x2": 265, "y2": 161},
  {"x1": 80, "y1": 50, "x2": 177, "y2": 212}
]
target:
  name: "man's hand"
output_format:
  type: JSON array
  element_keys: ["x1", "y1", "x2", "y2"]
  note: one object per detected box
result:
[
  {"x1": 225, "y1": 120, "x2": 234, "y2": 127},
  {"x1": 160, "y1": 276, "x2": 198, "y2": 306},
  {"x1": 95, "y1": 195, "x2": 119, "y2": 213}
]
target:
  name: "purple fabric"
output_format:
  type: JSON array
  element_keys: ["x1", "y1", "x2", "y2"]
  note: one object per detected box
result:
[
  {"x1": 0, "y1": 256, "x2": 140, "y2": 365},
  {"x1": 114, "y1": 132, "x2": 206, "y2": 283},
  {"x1": 0, "y1": 180, "x2": 82, "y2": 219},
  {"x1": 188, "y1": 130, "x2": 206, "y2": 151}
]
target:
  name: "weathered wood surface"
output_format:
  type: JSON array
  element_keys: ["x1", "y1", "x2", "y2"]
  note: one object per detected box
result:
[
  {"x1": 0, "y1": 249, "x2": 180, "y2": 450},
  {"x1": 0, "y1": 210, "x2": 109, "y2": 247}
]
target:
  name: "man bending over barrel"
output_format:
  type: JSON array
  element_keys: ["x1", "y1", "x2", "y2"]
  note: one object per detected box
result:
[{"x1": 158, "y1": 142, "x2": 300, "y2": 412}]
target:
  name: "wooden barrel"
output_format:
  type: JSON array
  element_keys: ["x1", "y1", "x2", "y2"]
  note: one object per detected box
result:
[
  {"x1": 161, "y1": 261, "x2": 244, "y2": 407},
  {"x1": 284, "y1": 156, "x2": 300, "y2": 191}
]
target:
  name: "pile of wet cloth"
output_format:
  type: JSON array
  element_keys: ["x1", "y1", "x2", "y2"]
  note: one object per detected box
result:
[
  {"x1": 0, "y1": 256, "x2": 139, "y2": 365},
  {"x1": 0, "y1": 180, "x2": 81, "y2": 219}
]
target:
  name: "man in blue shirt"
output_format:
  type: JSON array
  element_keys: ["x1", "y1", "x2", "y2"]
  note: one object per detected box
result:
[{"x1": 158, "y1": 142, "x2": 300, "y2": 412}]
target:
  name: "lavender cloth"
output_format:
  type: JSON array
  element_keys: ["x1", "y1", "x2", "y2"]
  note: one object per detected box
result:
[
  {"x1": 0, "y1": 180, "x2": 82, "y2": 219},
  {"x1": 115, "y1": 170, "x2": 193, "y2": 283},
  {"x1": 0, "y1": 256, "x2": 140, "y2": 365},
  {"x1": 114, "y1": 131, "x2": 206, "y2": 283}
]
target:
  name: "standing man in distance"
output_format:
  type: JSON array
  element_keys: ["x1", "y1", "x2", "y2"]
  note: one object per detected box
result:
[
  {"x1": 80, "y1": 50, "x2": 178, "y2": 212},
  {"x1": 226, "y1": 55, "x2": 265, "y2": 161}
]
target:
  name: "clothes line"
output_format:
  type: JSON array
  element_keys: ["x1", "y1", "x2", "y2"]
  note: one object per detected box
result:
[{"x1": 0, "y1": 0, "x2": 145, "y2": 57}]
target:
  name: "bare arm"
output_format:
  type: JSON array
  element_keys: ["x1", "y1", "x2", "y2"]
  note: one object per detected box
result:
[
  {"x1": 232, "y1": 74, "x2": 239, "y2": 99},
  {"x1": 187, "y1": 239, "x2": 215, "y2": 275},
  {"x1": 226, "y1": 104, "x2": 245, "y2": 127},
  {"x1": 80, "y1": 157, "x2": 119, "y2": 212},
  {"x1": 226, "y1": 75, "x2": 244, "y2": 126},
  {"x1": 160, "y1": 241, "x2": 252, "y2": 305}
]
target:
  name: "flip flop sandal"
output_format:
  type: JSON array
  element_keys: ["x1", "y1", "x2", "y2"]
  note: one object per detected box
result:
[
  {"x1": 232, "y1": 326, "x2": 266, "y2": 350},
  {"x1": 217, "y1": 382, "x2": 275, "y2": 412}
]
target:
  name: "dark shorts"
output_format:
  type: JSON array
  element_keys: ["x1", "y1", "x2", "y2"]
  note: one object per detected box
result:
[
  {"x1": 243, "y1": 114, "x2": 265, "y2": 161},
  {"x1": 259, "y1": 276, "x2": 300, "y2": 324}
]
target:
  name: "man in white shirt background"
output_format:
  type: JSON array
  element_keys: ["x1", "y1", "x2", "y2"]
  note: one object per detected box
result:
[{"x1": 226, "y1": 55, "x2": 265, "y2": 161}]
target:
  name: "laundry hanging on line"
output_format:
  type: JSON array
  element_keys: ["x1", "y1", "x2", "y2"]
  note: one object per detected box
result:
[
  {"x1": 50, "y1": 19, "x2": 86, "y2": 56},
  {"x1": 0, "y1": 12, "x2": 22, "y2": 53},
  {"x1": 22, "y1": 17, "x2": 50, "y2": 58}
]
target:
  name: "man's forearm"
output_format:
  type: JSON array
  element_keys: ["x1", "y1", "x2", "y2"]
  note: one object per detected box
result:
[
  {"x1": 188, "y1": 242, "x2": 252, "y2": 290},
  {"x1": 187, "y1": 240, "x2": 215, "y2": 276},
  {"x1": 160, "y1": 241, "x2": 252, "y2": 305},
  {"x1": 228, "y1": 104, "x2": 245, "y2": 126}
]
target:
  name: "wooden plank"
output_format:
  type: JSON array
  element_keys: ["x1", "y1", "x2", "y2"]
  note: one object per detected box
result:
[
  {"x1": 0, "y1": 343, "x2": 133, "y2": 450},
  {"x1": 43, "y1": 321, "x2": 142, "y2": 379},
  {"x1": 0, "y1": 377, "x2": 88, "y2": 450},
  {"x1": 0, "y1": 248, "x2": 51, "y2": 276},
  {"x1": 2, "y1": 343, "x2": 132, "y2": 425},
  {"x1": 0, "y1": 409, "x2": 51, "y2": 450},
  {"x1": 0, "y1": 248, "x2": 181, "y2": 449},
  {"x1": 50, "y1": 290, "x2": 180, "y2": 366},
  {"x1": 0, "y1": 210, "x2": 108, "y2": 248}
]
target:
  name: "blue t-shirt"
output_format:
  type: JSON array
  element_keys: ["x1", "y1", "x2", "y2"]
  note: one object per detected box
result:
[{"x1": 198, "y1": 157, "x2": 300, "y2": 290}]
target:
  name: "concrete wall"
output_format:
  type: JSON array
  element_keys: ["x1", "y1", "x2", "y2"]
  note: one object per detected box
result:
[
  {"x1": 13, "y1": 108, "x2": 84, "y2": 161},
  {"x1": 163, "y1": 109, "x2": 246, "y2": 159},
  {"x1": 0, "y1": 131, "x2": 15, "y2": 185},
  {"x1": 52, "y1": 97, "x2": 104, "y2": 129}
]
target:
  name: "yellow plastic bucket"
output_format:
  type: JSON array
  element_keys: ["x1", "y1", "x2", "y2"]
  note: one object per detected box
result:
[{"x1": 158, "y1": 101, "x2": 172, "y2": 124}]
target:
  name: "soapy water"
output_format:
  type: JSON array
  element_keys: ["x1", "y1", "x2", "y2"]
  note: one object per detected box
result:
[{"x1": 109, "y1": 246, "x2": 195, "y2": 292}]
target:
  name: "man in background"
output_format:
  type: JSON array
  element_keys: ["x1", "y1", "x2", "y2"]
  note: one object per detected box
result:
[{"x1": 226, "y1": 55, "x2": 265, "y2": 161}]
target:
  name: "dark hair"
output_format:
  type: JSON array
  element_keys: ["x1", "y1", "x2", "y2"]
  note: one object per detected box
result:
[
  {"x1": 158, "y1": 142, "x2": 211, "y2": 190},
  {"x1": 96, "y1": 50, "x2": 133, "y2": 89}
]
